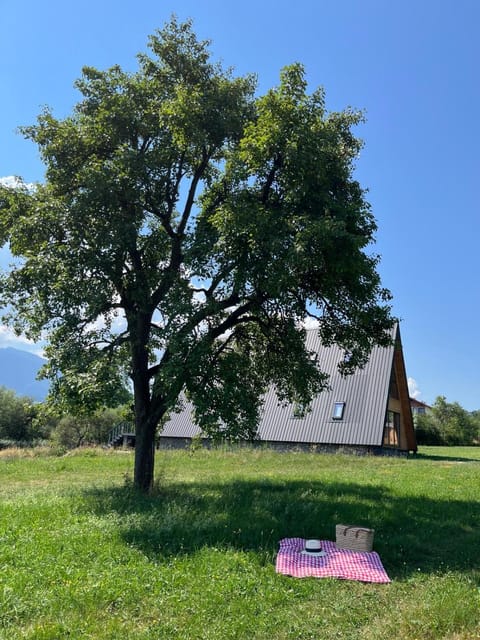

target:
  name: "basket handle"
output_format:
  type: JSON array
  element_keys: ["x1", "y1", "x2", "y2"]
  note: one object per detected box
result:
[{"x1": 343, "y1": 526, "x2": 371, "y2": 538}]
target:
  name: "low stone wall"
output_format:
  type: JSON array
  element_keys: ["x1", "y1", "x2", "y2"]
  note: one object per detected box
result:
[{"x1": 157, "y1": 436, "x2": 410, "y2": 457}]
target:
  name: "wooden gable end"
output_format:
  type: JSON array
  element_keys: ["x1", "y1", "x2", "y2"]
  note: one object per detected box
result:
[{"x1": 383, "y1": 327, "x2": 417, "y2": 452}]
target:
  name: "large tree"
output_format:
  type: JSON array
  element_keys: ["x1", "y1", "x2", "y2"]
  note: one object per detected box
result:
[{"x1": 0, "y1": 19, "x2": 393, "y2": 490}]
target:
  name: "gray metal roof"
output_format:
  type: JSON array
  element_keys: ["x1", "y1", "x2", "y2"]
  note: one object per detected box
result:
[{"x1": 160, "y1": 327, "x2": 396, "y2": 447}]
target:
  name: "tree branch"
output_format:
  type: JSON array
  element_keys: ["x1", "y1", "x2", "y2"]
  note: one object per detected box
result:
[
  {"x1": 178, "y1": 147, "x2": 210, "y2": 236},
  {"x1": 166, "y1": 151, "x2": 186, "y2": 218},
  {"x1": 261, "y1": 153, "x2": 283, "y2": 204}
]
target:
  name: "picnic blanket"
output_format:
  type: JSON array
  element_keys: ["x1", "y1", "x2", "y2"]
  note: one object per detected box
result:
[{"x1": 275, "y1": 538, "x2": 391, "y2": 584}]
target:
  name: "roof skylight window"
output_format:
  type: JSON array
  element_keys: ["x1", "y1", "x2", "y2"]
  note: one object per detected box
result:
[{"x1": 332, "y1": 401, "x2": 346, "y2": 420}]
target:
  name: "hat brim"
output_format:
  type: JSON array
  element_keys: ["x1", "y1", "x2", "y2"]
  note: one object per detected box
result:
[{"x1": 301, "y1": 550, "x2": 327, "y2": 557}]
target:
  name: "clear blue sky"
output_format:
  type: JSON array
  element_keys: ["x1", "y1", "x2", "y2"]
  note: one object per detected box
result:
[{"x1": 1, "y1": 0, "x2": 479, "y2": 409}]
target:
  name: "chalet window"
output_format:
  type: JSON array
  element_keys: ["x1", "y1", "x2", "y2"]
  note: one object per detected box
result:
[
  {"x1": 389, "y1": 369, "x2": 399, "y2": 399},
  {"x1": 332, "y1": 402, "x2": 346, "y2": 420},
  {"x1": 386, "y1": 410, "x2": 400, "y2": 429},
  {"x1": 383, "y1": 410, "x2": 400, "y2": 446}
]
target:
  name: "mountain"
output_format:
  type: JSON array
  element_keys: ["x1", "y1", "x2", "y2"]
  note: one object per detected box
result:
[{"x1": 0, "y1": 347, "x2": 50, "y2": 401}]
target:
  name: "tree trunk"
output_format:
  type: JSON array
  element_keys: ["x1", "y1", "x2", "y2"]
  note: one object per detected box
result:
[
  {"x1": 129, "y1": 311, "x2": 156, "y2": 492},
  {"x1": 133, "y1": 416, "x2": 156, "y2": 492}
]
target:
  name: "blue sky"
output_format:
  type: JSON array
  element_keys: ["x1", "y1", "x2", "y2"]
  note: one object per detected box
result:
[{"x1": 1, "y1": 0, "x2": 479, "y2": 409}]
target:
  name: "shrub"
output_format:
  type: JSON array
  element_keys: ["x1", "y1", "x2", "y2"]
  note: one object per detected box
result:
[
  {"x1": 49, "y1": 407, "x2": 127, "y2": 449},
  {"x1": 0, "y1": 386, "x2": 40, "y2": 441}
]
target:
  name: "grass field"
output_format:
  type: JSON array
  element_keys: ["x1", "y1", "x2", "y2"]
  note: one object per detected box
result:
[{"x1": 1, "y1": 446, "x2": 479, "y2": 639}]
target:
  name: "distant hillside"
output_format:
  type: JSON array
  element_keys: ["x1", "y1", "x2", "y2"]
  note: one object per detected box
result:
[{"x1": 0, "y1": 347, "x2": 50, "y2": 401}]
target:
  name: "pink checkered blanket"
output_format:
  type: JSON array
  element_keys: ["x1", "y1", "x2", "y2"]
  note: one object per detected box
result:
[{"x1": 275, "y1": 538, "x2": 391, "y2": 583}]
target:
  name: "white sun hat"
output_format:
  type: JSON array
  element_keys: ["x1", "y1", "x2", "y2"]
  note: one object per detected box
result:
[{"x1": 301, "y1": 539, "x2": 327, "y2": 557}]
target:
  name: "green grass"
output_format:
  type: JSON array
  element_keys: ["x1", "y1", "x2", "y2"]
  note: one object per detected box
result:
[{"x1": 1, "y1": 446, "x2": 479, "y2": 639}]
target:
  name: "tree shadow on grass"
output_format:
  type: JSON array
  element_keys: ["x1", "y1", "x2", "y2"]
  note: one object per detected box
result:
[{"x1": 81, "y1": 477, "x2": 479, "y2": 580}]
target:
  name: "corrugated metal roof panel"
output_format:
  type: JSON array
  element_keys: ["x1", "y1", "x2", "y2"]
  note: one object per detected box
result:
[{"x1": 161, "y1": 402, "x2": 200, "y2": 439}]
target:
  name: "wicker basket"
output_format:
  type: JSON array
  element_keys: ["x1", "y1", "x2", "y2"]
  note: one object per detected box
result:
[{"x1": 336, "y1": 524, "x2": 374, "y2": 552}]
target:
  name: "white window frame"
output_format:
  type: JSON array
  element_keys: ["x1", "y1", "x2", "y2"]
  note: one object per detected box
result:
[{"x1": 332, "y1": 401, "x2": 346, "y2": 420}]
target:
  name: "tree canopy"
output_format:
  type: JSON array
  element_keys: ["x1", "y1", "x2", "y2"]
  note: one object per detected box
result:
[
  {"x1": 0, "y1": 18, "x2": 394, "y2": 490},
  {"x1": 415, "y1": 396, "x2": 479, "y2": 446}
]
